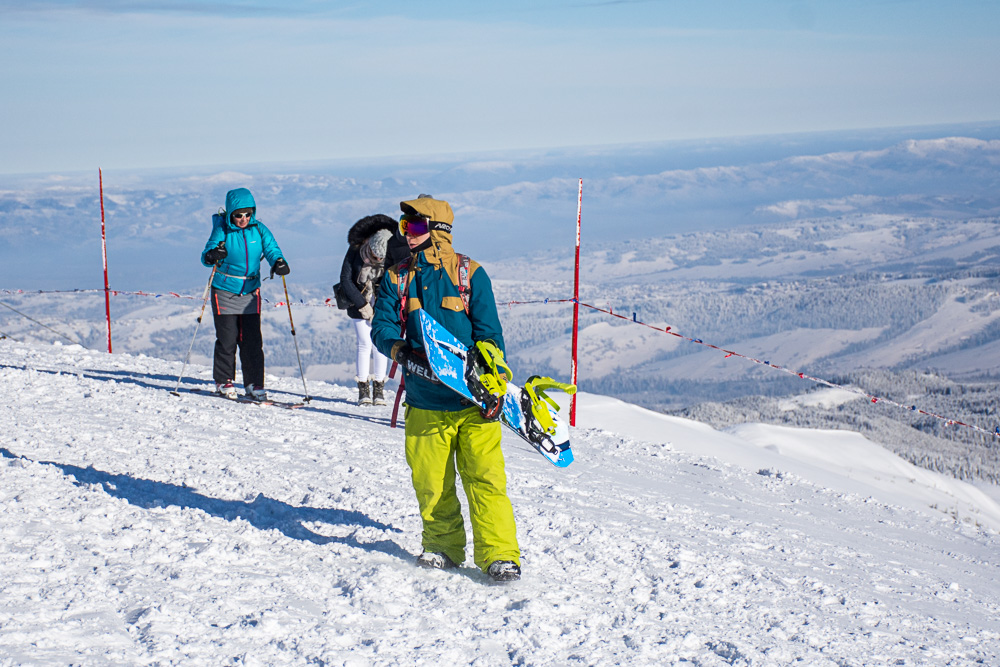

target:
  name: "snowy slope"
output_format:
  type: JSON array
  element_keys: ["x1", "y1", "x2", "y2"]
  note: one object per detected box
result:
[
  {"x1": 577, "y1": 394, "x2": 1000, "y2": 531},
  {"x1": 2, "y1": 341, "x2": 999, "y2": 665}
]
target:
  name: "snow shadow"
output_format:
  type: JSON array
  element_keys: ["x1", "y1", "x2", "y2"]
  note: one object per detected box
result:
[
  {"x1": 81, "y1": 367, "x2": 184, "y2": 387},
  {"x1": 1, "y1": 363, "x2": 396, "y2": 425},
  {"x1": 287, "y1": 397, "x2": 398, "y2": 427},
  {"x1": 0, "y1": 448, "x2": 408, "y2": 560},
  {"x1": 0, "y1": 363, "x2": 176, "y2": 394}
]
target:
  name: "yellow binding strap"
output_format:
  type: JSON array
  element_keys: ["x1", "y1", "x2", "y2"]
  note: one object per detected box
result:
[
  {"x1": 473, "y1": 341, "x2": 512, "y2": 398},
  {"x1": 523, "y1": 375, "x2": 578, "y2": 435}
]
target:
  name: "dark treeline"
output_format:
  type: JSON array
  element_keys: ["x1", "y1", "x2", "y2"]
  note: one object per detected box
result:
[{"x1": 672, "y1": 369, "x2": 1000, "y2": 485}]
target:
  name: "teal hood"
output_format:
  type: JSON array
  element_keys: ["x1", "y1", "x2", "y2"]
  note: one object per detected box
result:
[{"x1": 224, "y1": 188, "x2": 258, "y2": 229}]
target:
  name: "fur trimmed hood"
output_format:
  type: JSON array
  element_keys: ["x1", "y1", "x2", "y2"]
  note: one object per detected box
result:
[{"x1": 347, "y1": 214, "x2": 397, "y2": 249}]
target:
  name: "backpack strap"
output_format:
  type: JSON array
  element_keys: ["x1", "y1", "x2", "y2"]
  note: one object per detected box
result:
[
  {"x1": 389, "y1": 257, "x2": 411, "y2": 428},
  {"x1": 396, "y1": 258, "x2": 411, "y2": 326},
  {"x1": 398, "y1": 254, "x2": 470, "y2": 321},
  {"x1": 456, "y1": 253, "x2": 471, "y2": 315}
]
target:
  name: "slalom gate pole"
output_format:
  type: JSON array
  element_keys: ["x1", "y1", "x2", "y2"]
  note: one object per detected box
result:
[
  {"x1": 570, "y1": 178, "x2": 582, "y2": 427},
  {"x1": 100, "y1": 168, "x2": 112, "y2": 353},
  {"x1": 170, "y1": 265, "x2": 217, "y2": 396},
  {"x1": 281, "y1": 275, "x2": 311, "y2": 402}
]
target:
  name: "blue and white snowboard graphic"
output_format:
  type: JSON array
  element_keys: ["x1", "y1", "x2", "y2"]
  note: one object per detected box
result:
[{"x1": 417, "y1": 309, "x2": 574, "y2": 468}]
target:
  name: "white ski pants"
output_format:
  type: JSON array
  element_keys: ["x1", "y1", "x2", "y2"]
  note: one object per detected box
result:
[{"x1": 354, "y1": 318, "x2": 388, "y2": 381}]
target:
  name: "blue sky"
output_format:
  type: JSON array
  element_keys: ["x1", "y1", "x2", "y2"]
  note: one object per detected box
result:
[{"x1": 2, "y1": 0, "x2": 998, "y2": 174}]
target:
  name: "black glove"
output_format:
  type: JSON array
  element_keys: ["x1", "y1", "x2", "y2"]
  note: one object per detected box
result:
[
  {"x1": 270, "y1": 258, "x2": 290, "y2": 279},
  {"x1": 204, "y1": 243, "x2": 227, "y2": 264},
  {"x1": 392, "y1": 341, "x2": 414, "y2": 365},
  {"x1": 392, "y1": 341, "x2": 439, "y2": 384}
]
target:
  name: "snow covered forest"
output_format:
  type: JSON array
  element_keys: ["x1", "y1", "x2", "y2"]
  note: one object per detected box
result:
[{"x1": 676, "y1": 370, "x2": 1000, "y2": 485}]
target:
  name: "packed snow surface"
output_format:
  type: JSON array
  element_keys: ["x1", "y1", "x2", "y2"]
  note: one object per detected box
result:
[{"x1": 2, "y1": 341, "x2": 999, "y2": 665}]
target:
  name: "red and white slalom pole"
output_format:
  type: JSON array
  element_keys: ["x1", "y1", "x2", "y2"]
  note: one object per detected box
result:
[
  {"x1": 99, "y1": 168, "x2": 112, "y2": 353},
  {"x1": 570, "y1": 178, "x2": 582, "y2": 426}
]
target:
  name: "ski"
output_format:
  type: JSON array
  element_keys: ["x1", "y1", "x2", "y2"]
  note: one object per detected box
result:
[
  {"x1": 188, "y1": 388, "x2": 306, "y2": 409},
  {"x1": 416, "y1": 309, "x2": 574, "y2": 467}
]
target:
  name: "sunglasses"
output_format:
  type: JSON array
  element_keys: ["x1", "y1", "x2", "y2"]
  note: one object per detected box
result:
[
  {"x1": 399, "y1": 214, "x2": 429, "y2": 236},
  {"x1": 232, "y1": 212, "x2": 252, "y2": 222}
]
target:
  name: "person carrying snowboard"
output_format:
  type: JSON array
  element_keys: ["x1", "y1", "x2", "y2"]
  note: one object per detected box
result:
[
  {"x1": 339, "y1": 214, "x2": 396, "y2": 406},
  {"x1": 201, "y1": 187, "x2": 289, "y2": 402},
  {"x1": 370, "y1": 196, "x2": 521, "y2": 582}
]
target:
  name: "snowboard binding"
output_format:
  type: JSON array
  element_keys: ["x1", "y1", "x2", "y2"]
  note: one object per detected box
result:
[
  {"x1": 520, "y1": 376, "x2": 577, "y2": 448},
  {"x1": 464, "y1": 341, "x2": 512, "y2": 421}
]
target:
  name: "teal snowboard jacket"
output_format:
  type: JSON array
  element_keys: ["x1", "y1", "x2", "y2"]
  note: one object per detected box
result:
[
  {"x1": 201, "y1": 188, "x2": 284, "y2": 296},
  {"x1": 371, "y1": 225, "x2": 506, "y2": 412}
]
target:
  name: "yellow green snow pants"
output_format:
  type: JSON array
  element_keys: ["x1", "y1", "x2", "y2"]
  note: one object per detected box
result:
[{"x1": 404, "y1": 405, "x2": 520, "y2": 571}]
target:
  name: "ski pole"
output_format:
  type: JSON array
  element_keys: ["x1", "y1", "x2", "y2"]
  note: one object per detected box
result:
[
  {"x1": 281, "y1": 274, "x2": 311, "y2": 402},
  {"x1": 170, "y1": 262, "x2": 218, "y2": 396}
]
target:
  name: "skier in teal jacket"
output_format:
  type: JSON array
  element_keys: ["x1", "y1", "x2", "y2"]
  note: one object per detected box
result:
[
  {"x1": 370, "y1": 196, "x2": 521, "y2": 582},
  {"x1": 201, "y1": 187, "x2": 289, "y2": 401}
]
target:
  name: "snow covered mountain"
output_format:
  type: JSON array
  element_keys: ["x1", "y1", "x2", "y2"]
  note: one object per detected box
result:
[
  {"x1": 3, "y1": 126, "x2": 1000, "y2": 290},
  {"x1": 2, "y1": 340, "x2": 999, "y2": 664}
]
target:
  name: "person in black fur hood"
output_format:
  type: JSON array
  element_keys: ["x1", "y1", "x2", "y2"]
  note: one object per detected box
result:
[{"x1": 340, "y1": 214, "x2": 397, "y2": 405}]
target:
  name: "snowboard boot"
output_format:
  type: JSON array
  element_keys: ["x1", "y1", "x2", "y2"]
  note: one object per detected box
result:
[
  {"x1": 417, "y1": 552, "x2": 458, "y2": 570},
  {"x1": 487, "y1": 560, "x2": 521, "y2": 582},
  {"x1": 371, "y1": 378, "x2": 386, "y2": 406},
  {"x1": 356, "y1": 378, "x2": 372, "y2": 406},
  {"x1": 215, "y1": 381, "x2": 238, "y2": 399}
]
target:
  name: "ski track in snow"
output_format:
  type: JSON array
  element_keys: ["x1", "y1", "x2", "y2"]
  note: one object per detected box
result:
[{"x1": 1, "y1": 341, "x2": 999, "y2": 665}]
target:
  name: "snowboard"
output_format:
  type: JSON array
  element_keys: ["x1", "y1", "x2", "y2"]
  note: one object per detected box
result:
[{"x1": 416, "y1": 309, "x2": 574, "y2": 467}]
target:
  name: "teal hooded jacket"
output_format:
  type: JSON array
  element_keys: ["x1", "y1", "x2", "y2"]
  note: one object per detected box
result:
[{"x1": 201, "y1": 188, "x2": 284, "y2": 295}]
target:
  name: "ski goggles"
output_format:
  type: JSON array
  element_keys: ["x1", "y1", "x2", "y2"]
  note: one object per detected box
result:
[{"x1": 399, "y1": 214, "x2": 430, "y2": 237}]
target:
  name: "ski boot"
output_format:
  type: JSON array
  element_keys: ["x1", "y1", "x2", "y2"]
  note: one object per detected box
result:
[
  {"x1": 464, "y1": 341, "x2": 512, "y2": 421},
  {"x1": 215, "y1": 381, "x2": 238, "y2": 400},
  {"x1": 245, "y1": 384, "x2": 267, "y2": 402}
]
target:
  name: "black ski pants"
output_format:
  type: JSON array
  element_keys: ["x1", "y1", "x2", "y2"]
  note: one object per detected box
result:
[{"x1": 212, "y1": 312, "x2": 265, "y2": 389}]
